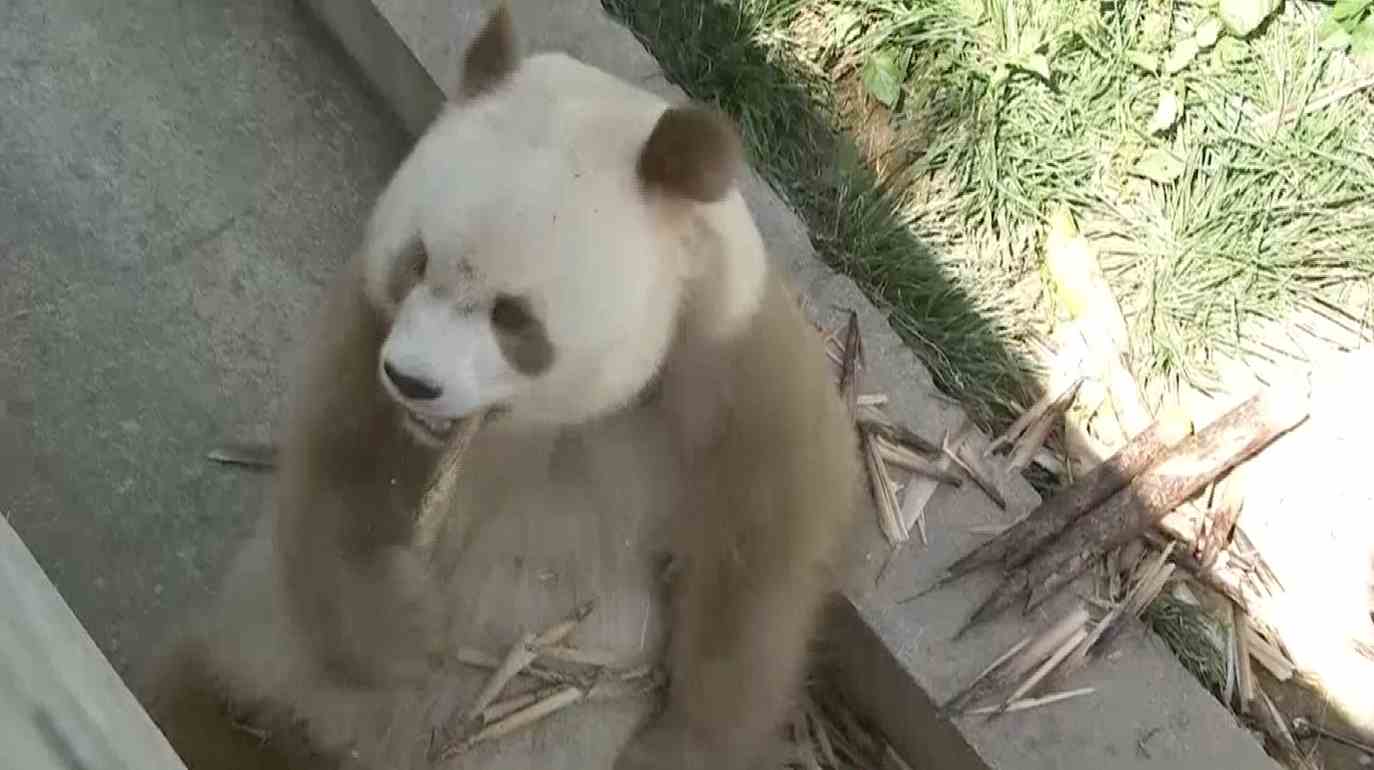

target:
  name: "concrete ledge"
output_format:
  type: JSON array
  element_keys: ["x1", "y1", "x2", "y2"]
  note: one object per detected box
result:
[
  {"x1": 1, "y1": 517, "x2": 186, "y2": 770},
  {"x1": 294, "y1": 1, "x2": 1282, "y2": 768}
]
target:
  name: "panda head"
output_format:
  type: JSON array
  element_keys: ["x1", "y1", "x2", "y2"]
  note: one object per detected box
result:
[{"x1": 358, "y1": 7, "x2": 762, "y2": 444}]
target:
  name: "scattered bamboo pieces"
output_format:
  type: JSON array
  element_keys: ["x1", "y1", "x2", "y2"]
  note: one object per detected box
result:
[
  {"x1": 1059, "y1": 544, "x2": 1176, "y2": 681},
  {"x1": 206, "y1": 441, "x2": 278, "y2": 470},
  {"x1": 1004, "y1": 379, "x2": 1080, "y2": 476},
  {"x1": 1233, "y1": 602, "x2": 1255, "y2": 716},
  {"x1": 1254, "y1": 686, "x2": 1320, "y2": 770},
  {"x1": 1245, "y1": 623, "x2": 1294, "y2": 682},
  {"x1": 865, "y1": 434, "x2": 908, "y2": 546},
  {"x1": 1292, "y1": 716, "x2": 1374, "y2": 757},
  {"x1": 858, "y1": 410, "x2": 940, "y2": 457},
  {"x1": 873, "y1": 436, "x2": 965, "y2": 487},
  {"x1": 952, "y1": 381, "x2": 1307, "y2": 634},
  {"x1": 1021, "y1": 383, "x2": 1309, "y2": 612},
  {"x1": 964, "y1": 687, "x2": 1095, "y2": 716},
  {"x1": 941, "y1": 428, "x2": 1008, "y2": 511},
  {"x1": 452, "y1": 646, "x2": 580, "y2": 686},
  {"x1": 438, "y1": 666, "x2": 663, "y2": 760},
  {"x1": 919, "y1": 407, "x2": 1194, "y2": 597},
  {"x1": 1195, "y1": 473, "x2": 1244, "y2": 568},
  {"x1": 988, "y1": 625, "x2": 1090, "y2": 719},
  {"x1": 942, "y1": 606, "x2": 1089, "y2": 716},
  {"x1": 827, "y1": 312, "x2": 964, "y2": 550},
  {"x1": 792, "y1": 690, "x2": 892, "y2": 770},
  {"x1": 462, "y1": 600, "x2": 597, "y2": 722},
  {"x1": 414, "y1": 410, "x2": 490, "y2": 557},
  {"x1": 984, "y1": 376, "x2": 1083, "y2": 472}
]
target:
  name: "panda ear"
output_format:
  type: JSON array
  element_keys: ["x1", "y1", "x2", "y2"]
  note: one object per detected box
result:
[
  {"x1": 637, "y1": 106, "x2": 743, "y2": 203},
  {"x1": 461, "y1": 6, "x2": 517, "y2": 99}
]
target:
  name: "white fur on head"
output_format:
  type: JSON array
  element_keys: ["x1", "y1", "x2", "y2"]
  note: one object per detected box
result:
[{"x1": 358, "y1": 9, "x2": 767, "y2": 434}]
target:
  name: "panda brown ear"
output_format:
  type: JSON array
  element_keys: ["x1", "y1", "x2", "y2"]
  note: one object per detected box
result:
[
  {"x1": 637, "y1": 107, "x2": 743, "y2": 203},
  {"x1": 461, "y1": 6, "x2": 517, "y2": 99}
]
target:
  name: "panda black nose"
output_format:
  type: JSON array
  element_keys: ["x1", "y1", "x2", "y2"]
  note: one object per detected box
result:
[{"x1": 383, "y1": 361, "x2": 443, "y2": 401}]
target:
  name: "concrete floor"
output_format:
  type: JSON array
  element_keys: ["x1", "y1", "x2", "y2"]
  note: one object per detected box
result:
[{"x1": 0, "y1": 0, "x2": 409, "y2": 678}]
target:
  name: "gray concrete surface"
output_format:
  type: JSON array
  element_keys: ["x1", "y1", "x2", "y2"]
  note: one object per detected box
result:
[
  {"x1": 321, "y1": 1, "x2": 1284, "y2": 768},
  {"x1": 1, "y1": 516, "x2": 186, "y2": 770},
  {"x1": 0, "y1": 0, "x2": 410, "y2": 677}
]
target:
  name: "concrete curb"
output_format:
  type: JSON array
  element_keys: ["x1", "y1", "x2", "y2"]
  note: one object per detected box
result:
[{"x1": 295, "y1": 2, "x2": 1281, "y2": 768}]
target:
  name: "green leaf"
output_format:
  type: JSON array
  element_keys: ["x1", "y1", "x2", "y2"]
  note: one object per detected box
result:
[
  {"x1": 1217, "y1": 0, "x2": 1281, "y2": 36},
  {"x1": 1133, "y1": 148, "x2": 1186, "y2": 184},
  {"x1": 1353, "y1": 16, "x2": 1374, "y2": 56},
  {"x1": 1332, "y1": 0, "x2": 1371, "y2": 22},
  {"x1": 1320, "y1": 15, "x2": 1355, "y2": 50},
  {"x1": 862, "y1": 49, "x2": 904, "y2": 108}
]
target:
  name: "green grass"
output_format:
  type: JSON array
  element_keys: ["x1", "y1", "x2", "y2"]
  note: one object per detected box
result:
[
  {"x1": 1143, "y1": 593, "x2": 1230, "y2": 701},
  {"x1": 605, "y1": 0, "x2": 1374, "y2": 433},
  {"x1": 604, "y1": 0, "x2": 1040, "y2": 431}
]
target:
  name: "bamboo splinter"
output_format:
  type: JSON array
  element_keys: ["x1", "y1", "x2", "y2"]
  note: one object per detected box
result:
[{"x1": 413, "y1": 410, "x2": 489, "y2": 558}]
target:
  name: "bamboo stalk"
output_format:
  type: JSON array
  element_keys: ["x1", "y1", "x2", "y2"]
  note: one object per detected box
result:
[
  {"x1": 205, "y1": 441, "x2": 278, "y2": 470},
  {"x1": 989, "y1": 627, "x2": 1090, "y2": 718},
  {"x1": 414, "y1": 410, "x2": 489, "y2": 557},
  {"x1": 1005, "y1": 378, "x2": 1081, "y2": 475},
  {"x1": 874, "y1": 435, "x2": 964, "y2": 487},
  {"x1": 941, "y1": 428, "x2": 1008, "y2": 511},
  {"x1": 439, "y1": 667, "x2": 661, "y2": 759},
  {"x1": 964, "y1": 687, "x2": 1094, "y2": 716},
  {"x1": 935, "y1": 407, "x2": 1192, "y2": 589},
  {"x1": 451, "y1": 647, "x2": 578, "y2": 685},
  {"x1": 856, "y1": 407, "x2": 940, "y2": 455},
  {"x1": 1022, "y1": 382, "x2": 1309, "y2": 612},
  {"x1": 463, "y1": 601, "x2": 596, "y2": 721},
  {"x1": 944, "y1": 606, "x2": 1088, "y2": 713},
  {"x1": 1233, "y1": 604, "x2": 1255, "y2": 715},
  {"x1": 865, "y1": 433, "x2": 908, "y2": 545}
]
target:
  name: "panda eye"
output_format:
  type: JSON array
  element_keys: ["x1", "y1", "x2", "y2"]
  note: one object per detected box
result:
[
  {"x1": 491, "y1": 294, "x2": 536, "y2": 333},
  {"x1": 411, "y1": 242, "x2": 429, "y2": 277}
]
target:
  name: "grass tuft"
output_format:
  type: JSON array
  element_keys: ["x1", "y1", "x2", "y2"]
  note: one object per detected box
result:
[
  {"x1": 606, "y1": 0, "x2": 1374, "y2": 430},
  {"x1": 604, "y1": 0, "x2": 1040, "y2": 430},
  {"x1": 1143, "y1": 594, "x2": 1229, "y2": 701}
]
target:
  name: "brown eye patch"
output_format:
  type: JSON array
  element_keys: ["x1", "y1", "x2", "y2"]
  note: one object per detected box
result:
[
  {"x1": 387, "y1": 240, "x2": 428, "y2": 302},
  {"x1": 490, "y1": 294, "x2": 554, "y2": 376}
]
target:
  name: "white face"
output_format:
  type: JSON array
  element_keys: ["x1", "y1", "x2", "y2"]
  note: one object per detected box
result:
[{"x1": 360, "y1": 67, "x2": 688, "y2": 444}]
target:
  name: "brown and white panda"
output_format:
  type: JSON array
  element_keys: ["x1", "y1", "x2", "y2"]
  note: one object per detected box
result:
[{"x1": 144, "y1": 8, "x2": 862, "y2": 770}]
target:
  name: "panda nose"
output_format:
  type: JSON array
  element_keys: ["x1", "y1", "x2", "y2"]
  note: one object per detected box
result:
[{"x1": 383, "y1": 361, "x2": 443, "y2": 401}]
